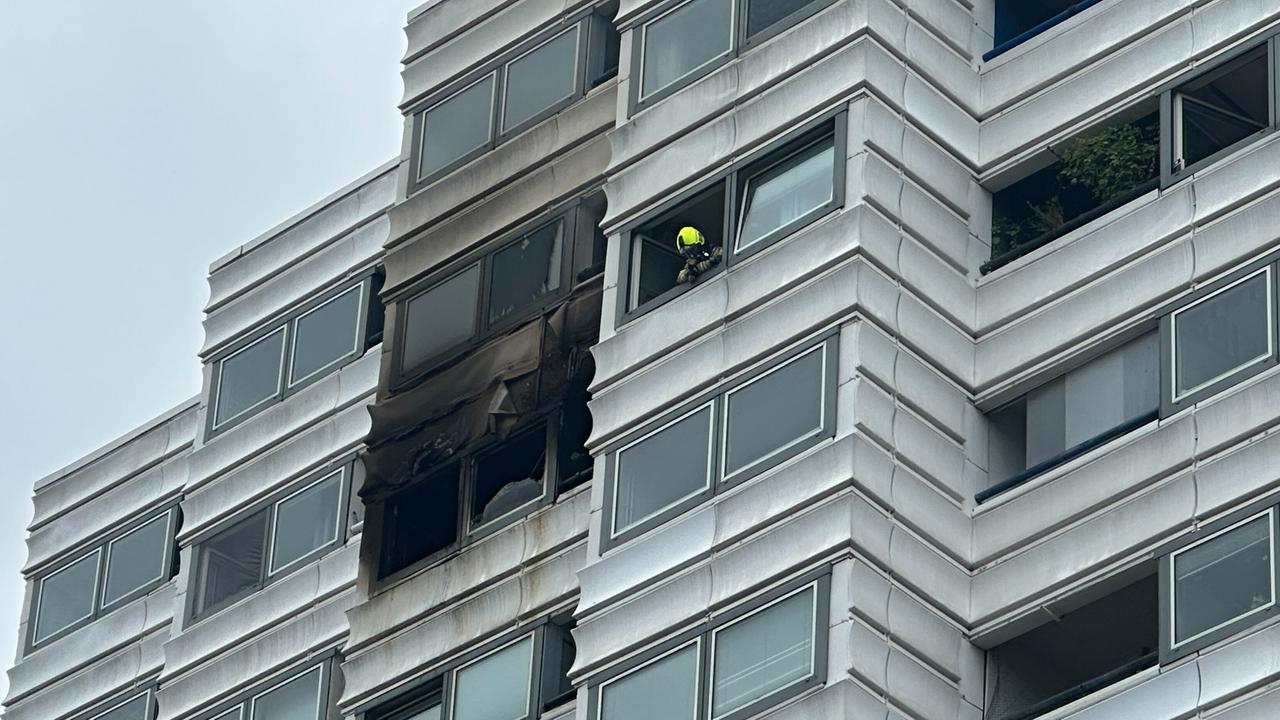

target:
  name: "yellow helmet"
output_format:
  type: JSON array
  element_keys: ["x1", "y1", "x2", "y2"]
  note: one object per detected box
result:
[{"x1": 676, "y1": 226, "x2": 705, "y2": 251}]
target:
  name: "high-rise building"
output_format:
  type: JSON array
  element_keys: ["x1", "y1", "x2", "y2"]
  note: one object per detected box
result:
[{"x1": 8, "y1": 2, "x2": 1280, "y2": 719}]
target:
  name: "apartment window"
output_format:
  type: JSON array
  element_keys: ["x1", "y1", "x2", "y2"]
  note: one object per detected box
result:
[
  {"x1": 410, "y1": 12, "x2": 619, "y2": 191},
  {"x1": 29, "y1": 508, "x2": 177, "y2": 649},
  {"x1": 986, "y1": 1, "x2": 1104, "y2": 61},
  {"x1": 605, "y1": 336, "x2": 836, "y2": 548},
  {"x1": 1162, "y1": 507, "x2": 1279, "y2": 660},
  {"x1": 1161, "y1": 263, "x2": 1278, "y2": 415},
  {"x1": 985, "y1": 574, "x2": 1157, "y2": 720},
  {"x1": 191, "y1": 464, "x2": 351, "y2": 621},
  {"x1": 981, "y1": 333, "x2": 1159, "y2": 502},
  {"x1": 470, "y1": 425, "x2": 549, "y2": 530},
  {"x1": 380, "y1": 464, "x2": 461, "y2": 580},
  {"x1": 402, "y1": 265, "x2": 482, "y2": 374},
  {"x1": 595, "y1": 574, "x2": 828, "y2": 720},
  {"x1": 620, "y1": 115, "x2": 845, "y2": 320},
  {"x1": 76, "y1": 690, "x2": 155, "y2": 720},
  {"x1": 194, "y1": 662, "x2": 334, "y2": 720},
  {"x1": 632, "y1": 0, "x2": 835, "y2": 108},
  {"x1": 209, "y1": 270, "x2": 383, "y2": 435},
  {"x1": 1170, "y1": 45, "x2": 1272, "y2": 176}
]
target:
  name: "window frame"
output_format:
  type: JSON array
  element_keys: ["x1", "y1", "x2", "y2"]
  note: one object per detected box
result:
[
  {"x1": 616, "y1": 110, "x2": 847, "y2": 324},
  {"x1": 589, "y1": 570, "x2": 830, "y2": 720},
  {"x1": 186, "y1": 460, "x2": 354, "y2": 624},
  {"x1": 1159, "y1": 505, "x2": 1280, "y2": 663},
  {"x1": 27, "y1": 506, "x2": 179, "y2": 653},
  {"x1": 267, "y1": 467, "x2": 348, "y2": 577},
  {"x1": 73, "y1": 686, "x2": 157, "y2": 720},
  {"x1": 206, "y1": 268, "x2": 382, "y2": 438},
  {"x1": 190, "y1": 657, "x2": 337, "y2": 720},
  {"x1": 600, "y1": 332, "x2": 838, "y2": 551},
  {"x1": 628, "y1": 0, "x2": 837, "y2": 113}
]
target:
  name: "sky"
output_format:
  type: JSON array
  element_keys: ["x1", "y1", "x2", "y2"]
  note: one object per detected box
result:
[{"x1": 0, "y1": 0, "x2": 422, "y2": 701}]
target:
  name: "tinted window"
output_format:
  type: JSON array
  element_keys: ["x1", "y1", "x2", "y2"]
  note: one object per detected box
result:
[
  {"x1": 488, "y1": 221, "x2": 564, "y2": 325},
  {"x1": 251, "y1": 667, "x2": 322, "y2": 720},
  {"x1": 402, "y1": 264, "x2": 481, "y2": 371},
  {"x1": 270, "y1": 472, "x2": 342, "y2": 574},
  {"x1": 93, "y1": 694, "x2": 150, "y2": 720},
  {"x1": 737, "y1": 137, "x2": 835, "y2": 251},
  {"x1": 745, "y1": 0, "x2": 816, "y2": 40},
  {"x1": 640, "y1": 0, "x2": 733, "y2": 99},
  {"x1": 502, "y1": 27, "x2": 579, "y2": 132},
  {"x1": 216, "y1": 329, "x2": 285, "y2": 426},
  {"x1": 1173, "y1": 513, "x2": 1274, "y2": 645},
  {"x1": 453, "y1": 635, "x2": 534, "y2": 720},
  {"x1": 600, "y1": 644, "x2": 699, "y2": 720},
  {"x1": 419, "y1": 74, "x2": 496, "y2": 179},
  {"x1": 102, "y1": 515, "x2": 169, "y2": 606},
  {"x1": 290, "y1": 285, "x2": 362, "y2": 385},
  {"x1": 1172, "y1": 269, "x2": 1272, "y2": 399},
  {"x1": 614, "y1": 405, "x2": 713, "y2": 534},
  {"x1": 1176, "y1": 48, "x2": 1270, "y2": 168},
  {"x1": 195, "y1": 512, "x2": 267, "y2": 618},
  {"x1": 35, "y1": 550, "x2": 99, "y2": 642},
  {"x1": 711, "y1": 588, "x2": 815, "y2": 718},
  {"x1": 724, "y1": 346, "x2": 824, "y2": 477}
]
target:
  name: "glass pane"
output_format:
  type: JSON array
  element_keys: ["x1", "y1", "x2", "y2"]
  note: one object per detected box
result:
[
  {"x1": 1178, "y1": 50, "x2": 1269, "y2": 167},
  {"x1": 631, "y1": 236, "x2": 686, "y2": 308},
  {"x1": 737, "y1": 138, "x2": 835, "y2": 250},
  {"x1": 92, "y1": 694, "x2": 150, "y2": 720},
  {"x1": 453, "y1": 635, "x2": 534, "y2": 720},
  {"x1": 641, "y1": 0, "x2": 733, "y2": 98},
  {"x1": 488, "y1": 221, "x2": 564, "y2": 325},
  {"x1": 502, "y1": 27, "x2": 579, "y2": 131},
  {"x1": 290, "y1": 285, "x2": 362, "y2": 385},
  {"x1": 1174, "y1": 514, "x2": 1274, "y2": 644},
  {"x1": 270, "y1": 472, "x2": 343, "y2": 574},
  {"x1": 711, "y1": 588, "x2": 815, "y2": 718},
  {"x1": 614, "y1": 406, "x2": 713, "y2": 534},
  {"x1": 216, "y1": 329, "x2": 285, "y2": 426},
  {"x1": 252, "y1": 666, "x2": 323, "y2": 720},
  {"x1": 402, "y1": 264, "x2": 481, "y2": 372},
  {"x1": 1174, "y1": 270, "x2": 1271, "y2": 398},
  {"x1": 408, "y1": 705, "x2": 441, "y2": 720},
  {"x1": 35, "y1": 550, "x2": 99, "y2": 642},
  {"x1": 724, "y1": 346, "x2": 824, "y2": 477},
  {"x1": 745, "y1": 0, "x2": 815, "y2": 40},
  {"x1": 419, "y1": 74, "x2": 495, "y2": 179},
  {"x1": 600, "y1": 644, "x2": 699, "y2": 720},
  {"x1": 102, "y1": 514, "x2": 169, "y2": 606},
  {"x1": 195, "y1": 512, "x2": 268, "y2": 617}
]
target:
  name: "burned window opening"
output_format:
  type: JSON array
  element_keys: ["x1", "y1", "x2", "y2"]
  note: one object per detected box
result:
[
  {"x1": 379, "y1": 464, "x2": 460, "y2": 579},
  {"x1": 558, "y1": 354, "x2": 596, "y2": 492},
  {"x1": 471, "y1": 426, "x2": 548, "y2": 529}
]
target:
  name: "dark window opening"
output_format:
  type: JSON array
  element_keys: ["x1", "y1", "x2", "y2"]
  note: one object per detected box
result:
[
  {"x1": 379, "y1": 465, "x2": 460, "y2": 579},
  {"x1": 745, "y1": 0, "x2": 821, "y2": 42},
  {"x1": 558, "y1": 361, "x2": 596, "y2": 491},
  {"x1": 365, "y1": 269, "x2": 386, "y2": 349},
  {"x1": 589, "y1": 3, "x2": 622, "y2": 87},
  {"x1": 471, "y1": 426, "x2": 548, "y2": 529},
  {"x1": 986, "y1": 574, "x2": 1158, "y2": 720},
  {"x1": 193, "y1": 511, "x2": 268, "y2": 619},
  {"x1": 1174, "y1": 46, "x2": 1270, "y2": 172},
  {"x1": 542, "y1": 619, "x2": 579, "y2": 709},
  {"x1": 994, "y1": 0, "x2": 1076, "y2": 46},
  {"x1": 628, "y1": 183, "x2": 726, "y2": 310}
]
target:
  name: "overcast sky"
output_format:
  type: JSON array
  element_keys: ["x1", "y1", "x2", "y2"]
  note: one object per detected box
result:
[{"x1": 0, "y1": 0, "x2": 421, "y2": 700}]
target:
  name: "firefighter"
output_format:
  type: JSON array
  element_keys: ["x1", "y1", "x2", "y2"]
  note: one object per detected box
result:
[{"x1": 675, "y1": 226, "x2": 722, "y2": 284}]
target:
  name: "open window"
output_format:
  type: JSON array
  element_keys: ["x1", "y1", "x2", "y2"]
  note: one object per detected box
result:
[
  {"x1": 1170, "y1": 45, "x2": 1272, "y2": 176},
  {"x1": 469, "y1": 424, "x2": 550, "y2": 532},
  {"x1": 985, "y1": 573, "x2": 1158, "y2": 720},
  {"x1": 986, "y1": 1, "x2": 1104, "y2": 61},
  {"x1": 626, "y1": 183, "x2": 727, "y2": 313},
  {"x1": 379, "y1": 464, "x2": 461, "y2": 580}
]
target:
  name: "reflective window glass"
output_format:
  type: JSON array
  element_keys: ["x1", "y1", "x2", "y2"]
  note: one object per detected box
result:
[
  {"x1": 408, "y1": 706, "x2": 441, "y2": 720},
  {"x1": 251, "y1": 667, "x2": 323, "y2": 720},
  {"x1": 1172, "y1": 268, "x2": 1272, "y2": 400},
  {"x1": 600, "y1": 644, "x2": 699, "y2": 720},
  {"x1": 502, "y1": 27, "x2": 579, "y2": 132},
  {"x1": 745, "y1": 0, "x2": 816, "y2": 40},
  {"x1": 35, "y1": 550, "x2": 99, "y2": 643},
  {"x1": 290, "y1": 285, "x2": 362, "y2": 386},
  {"x1": 402, "y1": 264, "x2": 481, "y2": 372},
  {"x1": 488, "y1": 221, "x2": 563, "y2": 325},
  {"x1": 640, "y1": 0, "x2": 733, "y2": 99},
  {"x1": 102, "y1": 514, "x2": 169, "y2": 607},
  {"x1": 216, "y1": 329, "x2": 285, "y2": 426},
  {"x1": 452, "y1": 635, "x2": 534, "y2": 720},
  {"x1": 270, "y1": 472, "x2": 342, "y2": 574},
  {"x1": 613, "y1": 405, "x2": 713, "y2": 535},
  {"x1": 711, "y1": 587, "x2": 815, "y2": 718},
  {"x1": 419, "y1": 74, "x2": 496, "y2": 180},
  {"x1": 737, "y1": 137, "x2": 835, "y2": 251},
  {"x1": 194, "y1": 512, "x2": 267, "y2": 618},
  {"x1": 1173, "y1": 512, "x2": 1275, "y2": 645},
  {"x1": 724, "y1": 346, "x2": 825, "y2": 478},
  {"x1": 92, "y1": 694, "x2": 150, "y2": 720}
]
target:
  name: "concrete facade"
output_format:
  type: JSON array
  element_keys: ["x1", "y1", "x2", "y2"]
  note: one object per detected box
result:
[{"x1": 9, "y1": 1, "x2": 1280, "y2": 720}]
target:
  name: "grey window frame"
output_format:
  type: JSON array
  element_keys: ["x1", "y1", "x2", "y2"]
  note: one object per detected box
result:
[
  {"x1": 190, "y1": 656, "x2": 338, "y2": 720},
  {"x1": 27, "y1": 507, "x2": 178, "y2": 653},
  {"x1": 601, "y1": 333, "x2": 838, "y2": 551},
  {"x1": 73, "y1": 686, "x2": 157, "y2": 720},
  {"x1": 1159, "y1": 258, "x2": 1280, "y2": 418},
  {"x1": 616, "y1": 110, "x2": 846, "y2": 324},
  {"x1": 390, "y1": 205, "x2": 582, "y2": 391},
  {"x1": 1158, "y1": 504, "x2": 1280, "y2": 663},
  {"x1": 186, "y1": 460, "x2": 354, "y2": 624},
  {"x1": 207, "y1": 268, "x2": 382, "y2": 438},
  {"x1": 628, "y1": 0, "x2": 836, "y2": 113},
  {"x1": 588, "y1": 570, "x2": 830, "y2": 720},
  {"x1": 407, "y1": 11, "x2": 609, "y2": 194}
]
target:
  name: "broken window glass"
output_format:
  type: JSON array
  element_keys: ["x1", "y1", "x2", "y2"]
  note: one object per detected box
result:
[
  {"x1": 488, "y1": 220, "x2": 564, "y2": 325},
  {"x1": 216, "y1": 329, "x2": 285, "y2": 427},
  {"x1": 639, "y1": 0, "x2": 733, "y2": 100},
  {"x1": 1172, "y1": 511, "x2": 1275, "y2": 647},
  {"x1": 1174, "y1": 47, "x2": 1270, "y2": 171},
  {"x1": 418, "y1": 74, "x2": 496, "y2": 180},
  {"x1": 379, "y1": 465, "x2": 460, "y2": 578},
  {"x1": 471, "y1": 426, "x2": 547, "y2": 529},
  {"x1": 194, "y1": 511, "x2": 268, "y2": 619}
]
